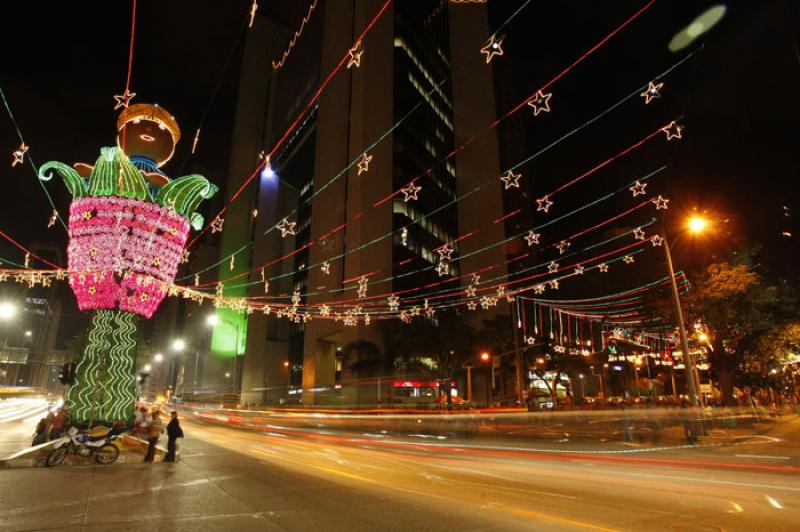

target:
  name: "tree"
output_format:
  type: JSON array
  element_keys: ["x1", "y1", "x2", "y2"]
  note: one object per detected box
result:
[
  {"x1": 341, "y1": 340, "x2": 385, "y2": 377},
  {"x1": 683, "y1": 250, "x2": 778, "y2": 405},
  {"x1": 742, "y1": 322, "x2": 800, "y2": 401}
]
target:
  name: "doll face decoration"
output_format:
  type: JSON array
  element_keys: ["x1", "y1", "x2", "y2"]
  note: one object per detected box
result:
[{"x1": 116, "y1": 103, "x2": 181, "y2": 167}]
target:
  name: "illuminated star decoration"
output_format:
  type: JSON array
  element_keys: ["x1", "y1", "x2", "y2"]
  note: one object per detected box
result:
[
  {"x1": 526, "y1": 90, "x2": 552, "y2": 116},
  {"x1": 210, "y1": 217, "x2": 225, "y2": 233},
  {"x1": 524, "y1": 230, "x2": 541, "y2": 246},
  {"x1": 660, "y1": 120, "x2": 684, "y2": 141},
  {"x1": 276, "y1": 217, "x2": 297, "y2": 237},
  {"x1": 623, "y1": 255, "x2": 635, "y2": 264},
  {"x1": 436, "y1": 243, "x2": 455, "y2": 261},
  {"x1": 466, "y1": 301, "x2": 478, "y2": 311},
  {"x1": 598, "y1": 263, "x2": 609, "y2": 273},
  {"x1": 411, "y1": 305, "x2": 421, "y2": 317},
  {"x1": 650, "y1": 235, "x2": 665, "y2": 247},
  {"x1": 248, "y1": 0, "x2": 258, "y2": 28},
  {"x1": 536, "y1": 196, "x2": 553, "y2": 213},
  {"x1": 480, "y1": 34, "x2": 504, "y2": 64},
  {"x1": 388, "y1": 295, "x2": 400, "y2": 312},
  {"x1": 556, "y1": 240, "x2": 571, "y2": 254},
  {"x1": 548, "y1": 261, "x2": 559, "y2": 273},
  {"x1": 574, "y1": 265, "x2": 585, "y2": 275},
  {"x1": 633, "y1": 227, "x2": 646, "y2": 240},
  {"x1": 499, "y1": 169, "x2": 521, "y2": 190},
  {"x1": 533, "y1": 284, "x2": 545, "y2": 294},
  {"x1": 320, "y1": 305, "x2": 331, "y2": 317},
  {"x1": 436, "y1": 261, "x2": 449, "y2": 277},
  {"x1": 356, "y1": 152, "x2": 373, "y2": 175},
  {"x1": 549, "y1": 279, "x2": 559, "y2": 290},
  {"x1": 357, "y1": 275, "x2": 369, "y2": 298},
  {"x1": 347, "y1": 40, "x2": 365, "y2": 69},
  {"x1": 465, "y1": 285, "x2": 477, "y2": 297},
  {"x1": 652, "y1": 195, "x2": 670, "y2": 210},
  {"x1": 470, "y1": 272, "x2": 481, "y2": 284},
  {"x1": 526, "y1": 336, "x2": 536, "y2": 346},
  {"x1": 629, "y1": 180, "x2": 647, "y2": 197},
  {"x1": 113, "y1": 89, "x2": 136, "y2": 110},
  {"x1": 401, "y1": 182, "x2": 421, "y2": 202},
  {"x1": 11, "y1": 143, "x2": 28, "y2": 167},
  {"x1": 496, "y1": 285, "x2": 506, "y2": 297},
  {"x1": 321, "y1": 261, "x2": 331, "y2": 274},
  {"x1": 640, "y1": 81, "x2": 663, "y2": 104}
]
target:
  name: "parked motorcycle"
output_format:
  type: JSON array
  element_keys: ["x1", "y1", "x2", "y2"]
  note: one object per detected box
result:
[{"x1": 45, "y1": 425, "x2": 121, "y2": 467}]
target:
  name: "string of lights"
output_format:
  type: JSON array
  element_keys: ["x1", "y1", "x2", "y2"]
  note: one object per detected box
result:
[
  {"x1": 271, "y1": 0, "x2": 319, "y2": 70},
  {"x1": 189, "y1": 0, "x2": 395, "y2": 248},
  {"x1": 0, "y1": 87, "x2": 67, "y2": 230},
  {"x1": 185, "y1": 43, "x2": 696, "y2": 288}
]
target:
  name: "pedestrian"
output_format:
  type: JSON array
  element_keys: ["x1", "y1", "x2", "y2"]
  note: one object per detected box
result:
[
  {"x1": 49, "y1": 408, "x2": 66, "y2": 440},
  {"x1": 133, "y1": 406, "x2": 147, "y2": 436},
  {"x1": 32, "y1": 418, "x2": 48, "y2": 446},
  {"x1": 164, "y1": 410, "x2": 184, "y2": 462},
  {"x1": 144, "y1": 406, "x2": 163, "y2": 463}
]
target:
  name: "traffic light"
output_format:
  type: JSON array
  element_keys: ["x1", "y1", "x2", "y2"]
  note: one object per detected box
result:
[{"x1": 59, "y1": 362, "x2": 76, "y2": 385}]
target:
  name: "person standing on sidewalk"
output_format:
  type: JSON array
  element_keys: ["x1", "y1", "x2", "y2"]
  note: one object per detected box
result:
[
  {"x1": 164, "y1": 410, "x2": 184, "y2": 462},
  {"x1": 144, "y1": 407, "x2": 163, "y2": 463},
  {"x1": 49, "y1": 408, "x2": 67, "y2": 440}
]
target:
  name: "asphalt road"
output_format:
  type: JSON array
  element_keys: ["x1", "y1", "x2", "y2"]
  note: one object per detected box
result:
[{"x1": 2, "y1": 408, "x2": 799, "y2": 531}]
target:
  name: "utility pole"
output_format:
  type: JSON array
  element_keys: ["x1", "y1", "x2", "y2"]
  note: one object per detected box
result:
[
  {"x1": 512, "y1": 300, "x2": 524, "y2": 406},
  {"x1": 662, "y1": 231, "x2": 700, "y2": 407}
]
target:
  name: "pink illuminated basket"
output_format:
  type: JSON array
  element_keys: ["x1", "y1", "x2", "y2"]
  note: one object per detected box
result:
[{"x1": 67, "y1": 196, "x2": 190, "y2": 318}]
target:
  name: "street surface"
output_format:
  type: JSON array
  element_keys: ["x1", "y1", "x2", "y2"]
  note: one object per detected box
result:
[{"x1": 1, "y1": 402, "x2": 799, "y2": 531}]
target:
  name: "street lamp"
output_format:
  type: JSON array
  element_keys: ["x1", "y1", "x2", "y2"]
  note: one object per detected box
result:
[
  {"x1": 687, "y1": 215, "x2": 709, "y2": 234},
  {"x1": 662, "y1": 214, "x2": 711, "y2": 407},
  {"x1": 153, "y1": 353, "x2": 164, "y2": 363},
  {"x1": 24, "y1": 330, "x2": 32, "y2": 338},
  {"x1": 144, "y1": 363, "x2": 152, "y2": 372},
  {"x1": 0, "y1": 302, "x2": 16, "y2": 320},
  {"x1": 172, "y1": 338, "x2": 186, "y2": 352}
]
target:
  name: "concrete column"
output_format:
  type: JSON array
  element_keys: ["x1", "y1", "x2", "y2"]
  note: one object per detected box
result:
[{"x1": 449, "y1": 5, "x2": 508, "y2": 306}]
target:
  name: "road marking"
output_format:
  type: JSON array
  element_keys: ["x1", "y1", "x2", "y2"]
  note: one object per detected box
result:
[
  {"x1": 765, "y1": 495, "x2": 784, "y2": 509},
  {"x1": 505, "y1": 506, "x2": 620, "y2": 532},
  {"x1": 607, "y1": 470, "x2": 800, "y2": 493},
  {"x1": 735, "y1": 454, "x2": 790, "y2": 460}
]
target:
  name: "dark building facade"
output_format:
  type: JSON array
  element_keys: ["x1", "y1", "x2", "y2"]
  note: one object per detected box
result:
[{"x1": 226, "y1": 0, "x2": 508, "y2": 406}]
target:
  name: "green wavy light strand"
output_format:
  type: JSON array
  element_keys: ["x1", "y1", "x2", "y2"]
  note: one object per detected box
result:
[
  {"x1": 68, "y1": 310, "x2": 113, "y2": 421},
  {"x1": 105, "y1": 312, "x2": 138, "y2": 422}
]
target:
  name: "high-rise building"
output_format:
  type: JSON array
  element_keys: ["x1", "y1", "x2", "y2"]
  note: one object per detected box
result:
[{"x1": 224, "y1": 0, "x2": 508, "y2": 406}]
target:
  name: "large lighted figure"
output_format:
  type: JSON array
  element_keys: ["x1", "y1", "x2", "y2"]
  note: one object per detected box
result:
[{"x1": 39, "y1": 104, "x2": 217, "y2": 425}]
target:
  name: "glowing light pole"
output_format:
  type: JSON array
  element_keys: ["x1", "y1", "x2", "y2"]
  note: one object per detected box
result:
[
  {"x1": 662, "y1": 215, "x2": 710, "y2": 407},
  {"x1": 207, "y1": 314, "x2": 243, "y2": 392}
]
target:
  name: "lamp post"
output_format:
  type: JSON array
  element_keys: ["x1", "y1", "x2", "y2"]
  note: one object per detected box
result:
[{"x1": 660, "y1": 215, "x2": 712, "y2": 408}]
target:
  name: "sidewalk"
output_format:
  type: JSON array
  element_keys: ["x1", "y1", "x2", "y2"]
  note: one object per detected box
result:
[{"x1": 0, "y1": 428, "x2": 490, "y2": 532}]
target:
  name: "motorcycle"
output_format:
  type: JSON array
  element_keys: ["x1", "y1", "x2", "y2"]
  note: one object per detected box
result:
[{"x1": 45, "y1": 425, "x2": 121, "y2": 467}]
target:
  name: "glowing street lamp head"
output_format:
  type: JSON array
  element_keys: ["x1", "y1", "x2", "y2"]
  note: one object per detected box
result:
[
  {"x1": 479, "y1": 352, "x2": 491, "y2": 362},
  {"x1": 687, "y1": 216, "x2": 709, "y2": 235},
  {"x1": 697, "y1": 332, "x2": 709, "y2": 343},
  {"x1": 172, "y1": 338, "x2": 186, "y2": 352},
  {"x1": 143, "y1": 364, "x2": 152, "y2": 372},
  {"x1": 0, "y1": 302, "x2": 17, "y2": 320},
  {"x1": 153, "y1": 353, "x2": 164, "y2": 363},
  {"x1": 206, "y1": 314, "x2": 221, "y2": 327}
]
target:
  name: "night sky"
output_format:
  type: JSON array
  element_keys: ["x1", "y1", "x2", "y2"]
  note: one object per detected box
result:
[{"x1": 1, "y1": 1, "x2": 798, "y2": 341}]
